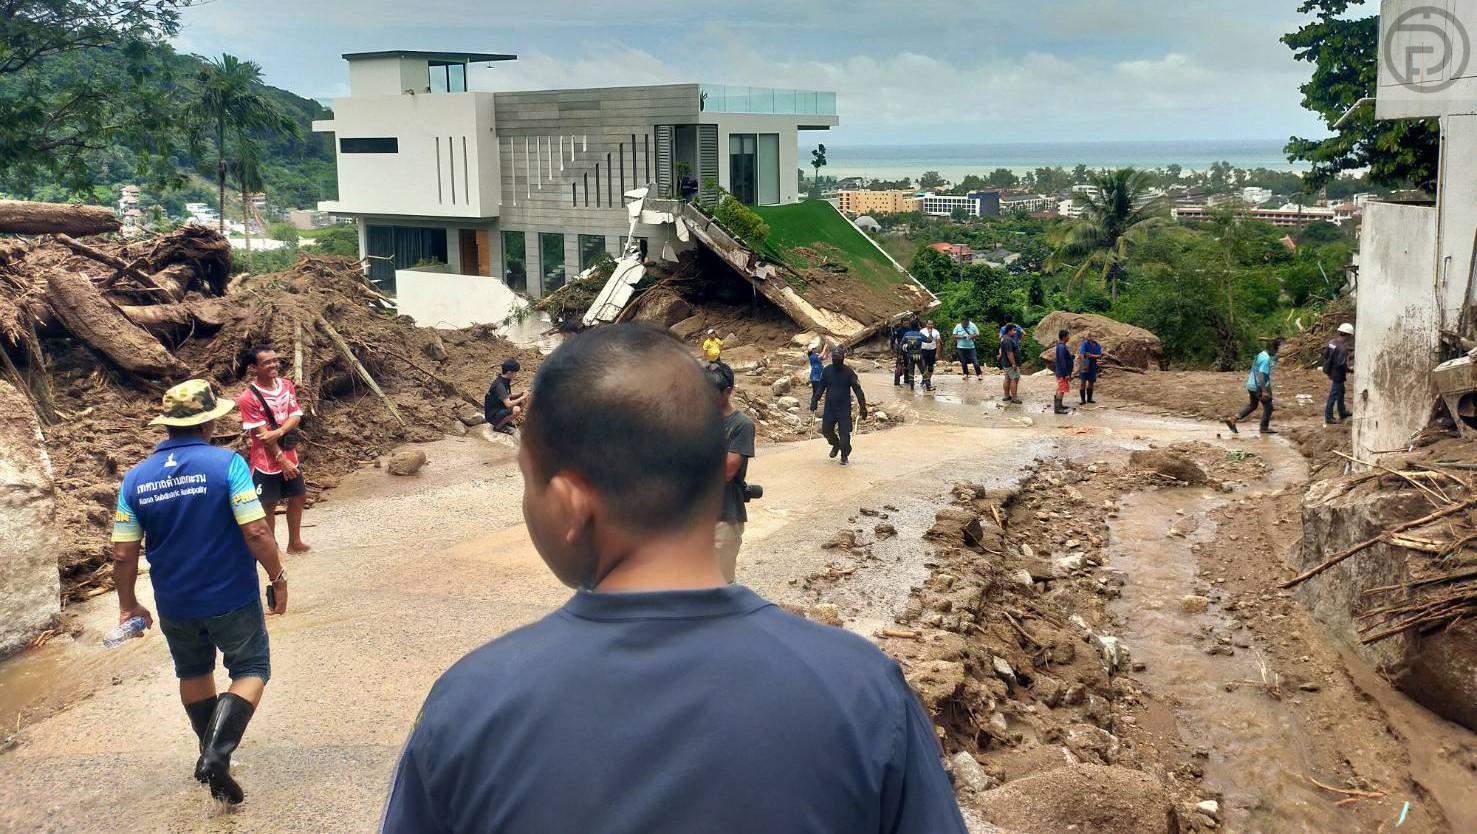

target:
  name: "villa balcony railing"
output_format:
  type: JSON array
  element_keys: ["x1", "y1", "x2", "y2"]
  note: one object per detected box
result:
[{"x1": 700, "y1": 84, "x2": 837, "y2": 116}]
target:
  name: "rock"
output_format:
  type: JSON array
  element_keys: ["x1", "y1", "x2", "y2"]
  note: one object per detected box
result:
[
  {"x1": 874, "y1": 522, "x2": 897, "y2": 539},
  {"x1": 457, "y1": 406, "x2": 487, "y2": 427},
  {"x1": 1180, "y1": 595, "x2": 1210, "y2": 614},
  {"x1": 1053, "y1": 554, "x2": 1084, "y2": 577},
  {"x1": 1034, "y1": 675, "x2": 1063, "y2": 707},
  {"x1": 989, "y1": 711, "x2": 1010, "y2": 736},
  {"x1": 387, "y1": 449, "x2": 428, "y2": 476},
  {"x1": 874, "y1": 410, "x2": 889, "y2": 422},
  {"x1": 905, "y1": 660, "x2": 966, "y2": 713},
  {"x1": 1196, "y1": 799, "x2": 1220, "y2": 819},
  {"x1": 1021, "y1": 543, "x2": 1035, "y2": 559},
  {"x1": 790, "y1": 330, "x2": 819, "y2": 348},
  {"x1": 1063, "y1": 723, "x2": 1122, "y2": 765},
  {"x1": 1129, "y1": 449, "x2": 1209, "y2": 485},
  {"x1": 671, "y1": 315, "x2": 706, "y2": 339},
  {"x1": 951, "y1": 752, "x2": 996, "y2": 793},
  {"x1": 630, "y1": 286, "x2": 692, "y2": 328},
  {"x1": 808, "y1": 603, "x2": 844, "y2": 627},
  {"x1": 776, "y1": 395, "x2": 800, "y2": 410},
  {"x1": 822, "y1": 530, "x2": 858, "y2": 550},
  {"x1": 420, "y1": 333, "x2": 449, "y2": 362},
  {"x1": 927, "y1": 508, "x2": 988, "y2": 548},
  {"x1": 1062, "y1": 683, "x2": 1087, "y2": 706},
  {"x1": 479, "y1": 425, "x2": 519, "y2": 448},
  {"x1": 1092, "y1": 634, "x2": 1130, "y2": 673},
  {"x1": 978, "y1": 764, "x2": 1178, "y2": 834},
  {"x1": 771, "y1": 377, "x2": 793, "y2": 396},
  {"x1": 1010, "y1": 568, "x2": 1037, "y2": 593},
  {"x1": 992, "y1": 655, "x2": 1019, "y2": 688},
  {"x1": 447, "y1": 420, "x2": 468, "y2": 437},
  {"x1": 0, "y1": 381, "x2": 60, "y2": 659}
]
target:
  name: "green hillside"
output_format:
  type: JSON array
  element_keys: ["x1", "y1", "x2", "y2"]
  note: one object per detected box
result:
[{"x1": 750, "y1": 201, "x2": 907, "y2": 293}]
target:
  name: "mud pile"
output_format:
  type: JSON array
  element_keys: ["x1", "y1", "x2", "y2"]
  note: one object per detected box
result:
[{"x1": 1, "y1": 228, "x2": 538, "y2": 599}]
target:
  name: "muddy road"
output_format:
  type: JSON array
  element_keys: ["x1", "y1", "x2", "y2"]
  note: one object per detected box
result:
[{"x1": 0, "y1": 372, "x2": 1472, "y2": 832}]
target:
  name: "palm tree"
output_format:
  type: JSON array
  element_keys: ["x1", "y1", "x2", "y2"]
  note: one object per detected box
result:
[
  {"x1": 230, "y1": 136, "x2": 265, "y2": 271},
  {"x1": 1053, "y1": 167, "x2": 1168, "y2": 303},
  {"x1": 194, "y1": 54, "x2": 298, "y2": 236}
]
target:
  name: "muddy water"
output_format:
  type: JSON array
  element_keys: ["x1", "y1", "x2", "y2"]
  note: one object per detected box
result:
[{"x1": 1106, "y1": 442, "x2": 1365, "y2": 831}]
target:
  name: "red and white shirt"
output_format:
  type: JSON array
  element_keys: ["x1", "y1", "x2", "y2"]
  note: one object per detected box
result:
[{"x1": 237, "y1": 379, "x2": 304, "y2": 475}]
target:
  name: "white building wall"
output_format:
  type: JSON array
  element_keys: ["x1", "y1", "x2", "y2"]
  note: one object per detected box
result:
[
  {"x1": 1353, "y1": 201, "x2": 1440, "y2": 461},
  {"x1": 348, "y1": 57, "x2": 420, "y2": 96},
  {"x1": 395, "y1": 268, "x2": 527, "y2": 328},
  {"x1": 1439, "y1": 115, "x2": 1477, "y2": 313},
  {"x1": 700, "y1": 113, "x2": 809, "y2": 205},
  {"x1": 318, "y1": 92, "x2": 500, "y2": 219}
]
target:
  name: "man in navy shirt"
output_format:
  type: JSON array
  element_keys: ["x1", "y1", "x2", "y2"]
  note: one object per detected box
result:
[
  {"x1": 111, "y1": 379, "x2": 288, "y2": 805},
  {"x1": 1053, "y1": 328, "x2": 1074, "y2": 414},
  {"x1": 382, "y1": 324, "x2": 965, "y2": 833}
]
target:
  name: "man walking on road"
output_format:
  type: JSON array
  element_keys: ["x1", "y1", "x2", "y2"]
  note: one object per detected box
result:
[
  {"x1": 817, "y1": 346, "x2": 869, "y2": 466},
  {"x1": 112, "y1": 379, "x2": 288, "y2": 805},
  {"x1": 1053, "y1": 328, "x2": 1073, "y2": 414},
  {"x1": 919, "y1": 319, "x2": 941, "y2": 391},
  {"x1": 953, "y1": 317, "x2": 982, "y2": 378},
  {"x1": 381, "y1": 324, "x2": 965, "y2": 834},
  {"x1": 1000, "y1": 325, "x2": 1024, "y2": 404},
  {"x1": 1323, "y1": 323, "x2": 1354, "y2": 425},
  {"x1": 1078, "y1": 332, "x2": 1103, "y2": 404},
  {"x1": 901, "y1": 318, "x2": 925, "y2": 390},
  {"x1": 708, "y1": 360, "x2": 755, "y2": 583},
  {"x1": 237, "y1": 345, "x2": 310, "y2": 553},
  {"x1": 1227, "y1": 338, "x2": 1281, "y2": 435}
]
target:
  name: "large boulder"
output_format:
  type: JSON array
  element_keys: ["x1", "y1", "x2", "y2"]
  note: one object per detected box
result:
[
  {"x1": 1032, "y1": 312, "x2": 1163, "y2": 370},
  {"x1": 630, "y1": 287, "x2": 693, "y2": 329},
  {"x1": 0, "y1": 380, "x2": 60, "y2": 658},
  {"x1": 387, "y1": 449, "x2": 428, "y2": 476},
  {"x1": 977, "y1": 764, "x2": 1178, "y2": 834}
]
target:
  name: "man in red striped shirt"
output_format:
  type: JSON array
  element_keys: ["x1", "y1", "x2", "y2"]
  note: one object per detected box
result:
[{"x1": 237, "y1": 345, "x2": 311, "y2": 553}]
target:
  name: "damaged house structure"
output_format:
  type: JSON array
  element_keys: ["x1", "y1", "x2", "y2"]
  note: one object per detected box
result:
[{"x1": 313, "y1": 49, "x2": 932, "y2": 343}]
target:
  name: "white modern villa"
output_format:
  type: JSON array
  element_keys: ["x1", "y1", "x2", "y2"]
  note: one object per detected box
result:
[{"x1": 313, "y1": 50, "x2": 838, "y2": 307}]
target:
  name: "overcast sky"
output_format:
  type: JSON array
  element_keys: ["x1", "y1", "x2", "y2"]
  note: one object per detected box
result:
[{"x1": 174, "y1": 0, "x2": 1378, "y2": 146}]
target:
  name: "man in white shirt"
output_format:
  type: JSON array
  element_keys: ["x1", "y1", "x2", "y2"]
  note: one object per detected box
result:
[{"x1": 919, "y1": 320, "x2": 941, "y2": 391}]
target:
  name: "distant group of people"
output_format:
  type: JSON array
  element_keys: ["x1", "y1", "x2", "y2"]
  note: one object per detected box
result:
[{"x1": 1224, "y1": 322, "x2": 1354, "y2": 435}]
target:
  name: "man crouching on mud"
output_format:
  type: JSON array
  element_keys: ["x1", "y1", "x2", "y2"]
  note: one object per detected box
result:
[{"x1": 381, "y1": 323, "x2": 965, "y2": 834}]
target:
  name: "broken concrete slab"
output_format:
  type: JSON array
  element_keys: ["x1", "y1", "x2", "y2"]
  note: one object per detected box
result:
[{"x1": 0, "y1": 380, "x2": 61, "y2": 658}]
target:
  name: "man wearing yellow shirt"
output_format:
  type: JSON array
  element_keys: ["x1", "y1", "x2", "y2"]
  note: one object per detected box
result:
[{"x1": 702, "y1": 328, "x2": 723, "y2": 363}]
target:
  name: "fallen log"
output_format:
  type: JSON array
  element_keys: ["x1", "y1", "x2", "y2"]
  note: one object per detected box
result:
[
  {"x1": 53, "y1": 234, "x2": 177, "y2": 299},
  {"x1": 45, "y1": 271, "x2": 189, "y2": 379},
  {"x1": 317, "y1": 316, "x2": 406, "y2": 428},
  {"x1": 0, "y1": 200, "x2": 120, "y2": 236},
  {"x1": 117, "y1": 298, "x2": 229, "y2": 335}
]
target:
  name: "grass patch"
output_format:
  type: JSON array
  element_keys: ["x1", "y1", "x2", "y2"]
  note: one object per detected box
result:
[{"x1": 748, "y1": 201, "x2": 906, "y2": 293}]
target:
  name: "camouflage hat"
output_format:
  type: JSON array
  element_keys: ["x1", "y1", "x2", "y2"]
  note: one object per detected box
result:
[{"x1": 148, "y1": 379, "x2": 236, "y2": 427}]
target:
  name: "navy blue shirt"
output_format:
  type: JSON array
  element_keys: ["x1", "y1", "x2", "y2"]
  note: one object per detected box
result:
[
  {"x1": 112, "y1": 438, "x2": 266, "y2": 620},
  {"x1": 1054, "y1": 342, "x2": 1074, "y2": 377},
  {"x1": 382, "y1": 585, "x2": 965, "y2": 834}
]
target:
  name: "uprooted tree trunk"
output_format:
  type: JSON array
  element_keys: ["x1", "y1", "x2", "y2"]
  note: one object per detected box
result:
[
  {"x1": 117, "y1": 297, "x2": 230, "y2": 337},
  {"x1": 0, "y1": 200, "x2": 120, "y2": 236},
  {"x1": 45, "y1": 271, "x2": 189, "y2": 378}
]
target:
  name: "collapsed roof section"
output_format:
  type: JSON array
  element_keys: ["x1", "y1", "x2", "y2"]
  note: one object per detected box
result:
[{"x1": 583, "y1": 191, "x2": 936, "y2": 347}]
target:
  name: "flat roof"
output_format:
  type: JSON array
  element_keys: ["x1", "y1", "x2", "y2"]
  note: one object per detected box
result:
[{"x1": 341, "y1": 50, "x2": 517, "y2": 63}]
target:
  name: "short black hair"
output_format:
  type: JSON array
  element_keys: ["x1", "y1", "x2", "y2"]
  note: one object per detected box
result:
[
  {"x1": 523, "y1": 323, "x2": 724, "y2": 532},
  {"x1": 239, "y1": 343, "x2": 274, "y2": 375},
  {"x1": 501, "y1": 358, "x2": 521, "y2": 374},
  {"x1": 705, "y1": 360, "x2": 735, "y2": 392},
  {"x1": 1269, "y1": 338, "x2": 1284, "y2": 352},
  {"x1": 1058, "y1": 329, "x2": 1069, "y2": 340}
]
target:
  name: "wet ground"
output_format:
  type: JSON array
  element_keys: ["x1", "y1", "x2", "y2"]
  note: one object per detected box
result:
[{"x1": 0, "y1": 371, "x2": 1471, "y2": 832}]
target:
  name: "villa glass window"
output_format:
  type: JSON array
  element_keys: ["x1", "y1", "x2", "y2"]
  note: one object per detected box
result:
[
  {"x1": 540, "y1": 233, "x2": 566, "y2": 293},
  {"x1": 502, "y1": 231, "x2": 527, "y2": 293},
  {"x1": 428, "y1": 61, "x2": 467, "y2": 94},
  {"x1": 364, "y1": 225, "x2": 448, "y2": 293},
  {"x1": 729, "y1": 133, "x2": 780, "y2": 206},
  {"x1": 579, "y1": 235, "x2": 607, "y2": 271}
]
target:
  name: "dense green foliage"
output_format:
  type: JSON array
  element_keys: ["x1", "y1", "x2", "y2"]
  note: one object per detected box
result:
[
  {"x1": 713, "y1": 194, "x2": 771, "y2": 246},
  {"x1": 1053, "y1": 168, "x2": 1168, "y2": 301},
  {"x1": 1282, "y1": 0, "x2": 1439, "y2": 190}
]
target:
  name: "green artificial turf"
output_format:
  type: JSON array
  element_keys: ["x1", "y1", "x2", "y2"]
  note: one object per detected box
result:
[{"x1": 748, "y1": 201, "x2": 905, "y2": 294}]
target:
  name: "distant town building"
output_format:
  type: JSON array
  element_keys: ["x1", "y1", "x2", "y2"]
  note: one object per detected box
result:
[
  {"x1": 1070, "y1": 184, "x2": 1102, "y2": 198},
  {"x1": 927, "y1": 242, "x2": 971, "y2": 262},
  {"x1": 289, "y1": 209, "x2": 345, "y2": 230},
  {"x1": 852, "y1": 215, "x2": 881, "y2": 233},
  {"x1": 837, "y1": 189, "x2": 921, "y2": 216},
  {"x1": 977, "y1": 247, "x2": 1020, "y2": 269},
  {"x1": 315, "y1": 49, "x2": 837, "y2": 295},
  {"x1": 1241, "y1": 186, "x2": 1273, "y2": 205},
  {"x1": 998, "y1": 192, "x2": 1055, "y2": 215},
  {"x1": 917, "y1": 191, "x2": 999, "y2": 218},
  {"x1": 118, "y1": 185, "x2": 142, "y2": 234},
  {"x1": 1059, "y1": 198, "x2": 1086, "y2": 219},
  {"x1": 1172, "y1": 203, "x2": 1340, "y2": 228}
]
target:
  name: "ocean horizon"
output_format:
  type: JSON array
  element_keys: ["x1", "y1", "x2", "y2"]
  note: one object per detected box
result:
[{"x1": 821, "y1": 139, "x2": 1305, "y2": 182}]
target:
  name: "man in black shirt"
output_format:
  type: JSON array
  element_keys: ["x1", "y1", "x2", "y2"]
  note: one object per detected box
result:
[
  {"x1": 483, "y1": 358, "x2": 527, "y2": 435},
  {"x1": 817, "y1": 347, "x2": 868, "y2": 466},
  {"x1": 707, "y1": 361, "x2": 755, "y2": 582}
]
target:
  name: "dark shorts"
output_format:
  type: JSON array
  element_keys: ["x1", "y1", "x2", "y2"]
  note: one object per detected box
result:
[
  {"x1": 486, "y1": 406, "x2": 514, "y2": 426},
  {"x1": 159, "y1": 599, "x2": 271, "y2": 682},
  {"x1": 1080, "y1": 369, "x2": 1098, "y2": 383},
  {"x1": 253, "y1": 469, "x2": 306, "y2": 504}
]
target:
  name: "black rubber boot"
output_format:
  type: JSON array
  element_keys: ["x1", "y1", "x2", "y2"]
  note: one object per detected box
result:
[
  {"x1": 1053, "y1": 395, "x2": 1070, "y2": 415},
  {"x1": 195, "y1": 692, "x2": 255, "y2": 804},
  {"x1": 184, "y1": 695, "x2": 219, "y2": 758},
  {"x1": 1079, "y1": 388, "x2": 1087, "y2": 405}
]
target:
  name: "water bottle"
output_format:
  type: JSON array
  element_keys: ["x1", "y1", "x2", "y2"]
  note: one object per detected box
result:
[{"x1": 103, "y1": 616, "x2": 148, "y2": 648}]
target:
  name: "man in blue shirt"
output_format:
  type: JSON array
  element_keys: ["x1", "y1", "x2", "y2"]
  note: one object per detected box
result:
[
  {"x1": 382, "y1": 324, "x2": 964, "y2": 833},
  {"x1": 1052, "y1": 328, "x2": 1074, "y2": 414},
  {"x1": 952, "y1": 318, "x2": 981, "y2": 378},
  {"x1": 1077, "y1": 332, "x2": 1104, "y2": 405},
  {"x1": 111, "y1": 379, "x2": 288, "y2": 805},
  {"x1": 1227, "y1": 338, "x2": 1281, "y2": 434}
]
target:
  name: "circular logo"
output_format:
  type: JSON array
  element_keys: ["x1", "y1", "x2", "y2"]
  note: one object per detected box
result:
[{"x1": 1384, "y1": 5, "x2": 1471, "y2": 93}]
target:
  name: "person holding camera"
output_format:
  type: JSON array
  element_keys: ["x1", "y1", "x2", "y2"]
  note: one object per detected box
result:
[
  {"x1": 238, "y1": 344, "x2": 310, "y2": 553},
  {"x1": 707, "y1": 360, "x2": 755, "y2": 583}
]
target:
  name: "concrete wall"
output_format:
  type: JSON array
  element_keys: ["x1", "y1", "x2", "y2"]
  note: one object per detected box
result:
[
  {"x1": 1353, "y1": 201, "x2": 1439, "y2": 461},
  {"x1": 492, "y1": 85, "x2": 700, "y2": 296},
  {"x1": 348, "y1": 56, "x2": 424, "y2": 96},
  {"x1": 1439, "y1": 115, "x2": 1477, "y2": 312},
  {"x1": 318, "y1": 91, "x2": 500, "y2": 219},
  {"x1": 394, "y1": 267, "x2": 527, "y2": 328},
  {"x1": 0, "y1": 380, "x2": 59, "y2": 659}
]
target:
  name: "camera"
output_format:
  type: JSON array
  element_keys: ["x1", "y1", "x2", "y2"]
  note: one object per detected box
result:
[{"x1": 744, "y1": 483, "x2": 764, "y2": 501}]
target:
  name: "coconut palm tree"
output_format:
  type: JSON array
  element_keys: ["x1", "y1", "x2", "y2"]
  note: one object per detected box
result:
[
  {"x1": 1054, "y1": 167, "x2": 1168, "y2": 303},
  {"x1": 194, "y1": 54, "x2": 298, "y2": 235},
  {"x1": 230, "y1": 136, "x2": 265, "y2": 271}
]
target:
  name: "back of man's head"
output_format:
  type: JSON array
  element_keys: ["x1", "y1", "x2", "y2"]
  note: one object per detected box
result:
[
  {"x1": 501, "y1": 358, "x2": 521, "y2": 375},
  {"x1": 523, "y1": 324, "x2": 724, "y2": 535},
  {"x1": 705, "y1": 360, "x2": 735, "y2": 393}
]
